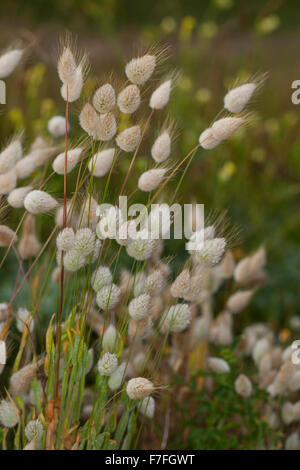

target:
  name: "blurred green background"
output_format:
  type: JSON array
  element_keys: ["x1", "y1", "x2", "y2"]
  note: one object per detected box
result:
[{"x1": 1, "y1": 0, "x2": 300, "y2": 329}]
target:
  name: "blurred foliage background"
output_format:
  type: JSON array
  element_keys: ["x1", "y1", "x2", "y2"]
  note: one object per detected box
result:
[{"x1": 1, "y1": 0, "x2": 300, "y2": 331}]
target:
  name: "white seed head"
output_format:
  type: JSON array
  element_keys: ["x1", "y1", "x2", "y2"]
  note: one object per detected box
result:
[
  {"x1": 0, "y1": 49, "x2": 23, "y2": 79},
  {"x1": 0, "y1": 139, "x2": 22, "y2": 174},
  {"x1": 144, "y1": 270, "x2": 165, "y2": 295},
  {"x1": 151, "y1": 131, "x2": 171, "y2": 162},
  {"x1": 207, "y1": 357, "x2": 230, "y2": 374},
  {"x1": 74, "y1": 228, "x2": 95, "y2": 256},
  {"x1": 58, "y1": 47, "x2": 77, "y2": 84},
  {"x1": 108, "y1": 362, "x2": 127, "y2": 391},
  {"x1": 7, "y1": 186, "x2": 32, "y2": 208},
  {"x1": 117, "y1": 84, "x2": 141, "y2": 114},
  {"x1": 88, "y1": 148, "x2": 115, "y2": 177},
  {"x1": 150, "y1": 80, "x2": 171, "y2": 110},
  {"x1": 211, "y1": 117, "x2": 244, "y2": 141},
  {"x1": 96, "y1": 284, "x2": 120, "y2": 310},
  {"x1": 138, "y1": 168, "x2": 166, "y2": 192},
  {"x1": 126, "y1": 377, "x2": 154, "y2": 400},
  {"x1": 162, "y1": 303, "x2": 191, "y2": 333},
  {"x1": 79, "y1": 103, "x2": 97, "y2": 137},
  {"x1": 60, "y1": 66, "x2": 83, "y2": 102},
  {"x1": 63, "y1": 249, "x2": 86, "y2": 272},
  {"x1": 0, "y1": 340, "x2": 6, "y2": 373},
  {"x1": 91, "y1": 238, "x2": 101, "y2": 263},
  {"x1": 25, "y1": 419, "x2": 44, "y2": 442},
  {"x1": 193, "y1": 238, "x2": 226, "y2": 267},
  {"x1": 95, "y1": 112, "x2": 117, "y2": 141},
  {"x1": 15, "y1": 155, "x2": 37, "y2": 179},
  {"x1": 199, "y1": 128, "x2": 220, "y2": 150},
  {"x1": 252, "y1": 338, "x2": 270, "y2": 364},
  {"x1": 56, "y1": 228, "x2": 75, "y2": 252},
  {"x1": 53, "y1": 147, "x2": 82, "y2": 174},
  {"x1": 16, "y1": 307, "x2": 34, "y2": 333},
  {"x1": 285, "y1": 432, "x2": 299, "y2": 450},
  {"x1": 102, "y1": 324, "x2": 117, "y2": 352},
  {"x1": 226, "y1": 290, "x2": 254, "y2": 314},
  {"x1": 97, "y1": 352, "x2": 118, "y2": 376},
  {"x1": 48, "y1": 116, "x2": 69, "y2": 138},
  {"x1": 116, "y1": 125, "x2": 141, "y2": 152},
  {"x1": 0, "y1": 400, "x2": 19, "y2": 427},
  {"x1": 171, "y1": 269, "x2": 191, "y2": 298},
  {"x1": 93, "y1": 84, "x2": 116, "y2": 113},
  {"x1": 0, "y1": 225, "x2": 17, "y2": 247},
  {"x1": 126, "y1": 233, "x2": 154, "y2": 261},
  {"x1": 0, "y1": 169, "x2": 17, "y2": 195},
  {"x1": 125, "y1": 55, "x2": 156, "y2": 85},
  {"x1": 128, "y1": 316, "x2": 153, "y2": 341},
  {"x1": 24, "y1": 190, "x2": 58, "y2": 214},
  {"x1": 234, "y1": 374, "x2": 252, "y2": 397},
  {"x1": 224, "y1": 83, "x2": 256, "y2": 114},
  {"x1": 129, "y1": 294, "x2": 151, "y2": 320},
  {"x1": 91, "y1": 266, "x2": 112, "y2": 292},
  {"x1": 139, "y1": 396, "x2": 155, "y2": 418}
]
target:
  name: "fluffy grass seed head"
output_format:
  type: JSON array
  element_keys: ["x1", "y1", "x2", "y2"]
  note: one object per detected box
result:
[
  {"x1": 211, "y1": 117, "x2": 244, "y2": 141},
  {"x1": 117, "y1": 84, "x2": 141, "y2": 114},
  {"x1": 0, "y1": 48, "x2": 23, "y2": 79},
  {"x1": 116, "y1": 125, "x2": 141, "y2": 152},
  {"x1": 56, "y1": 227, "x2": 75, "y2": 252},
  {"x1": 162, "y1": 303, "x2": 191, "y2": 333},
  {"x1": 16, "y1": 307, "x2": 34, "y2": 333},
  {"x1": 91, "y1": 266, "x2": 113, "y2": 292},
  {"x1": 0, "y1": 138, "x2": 22, "y2": 174},
  {"x1": 207, "y1": 357, "x2": 230, "y2": 374},
  {"x1": 10, "y1": 361, "x2": 41, "y2": 396},
  {"x1": 108, "y1": 362, "x2": 127, "y2": 391},
  {"x1": 57, "y1": 46, "x2": 77, "y2": 84},
  {"x1": 15, "y1": 155, "x2": 37, "y2": 179},
  {"x1": 125, "y1": 54, "x2": 156, "y2": 85},
  {"x1": 170, "y1": 269, "x2": 191, "y2": 298},
  {"x1": 93, "y1": 84, "x2": 116, "y2": 114},
  {"x1": 226, "y1": 290, "x2": 254, "y2": 314},
  {"x1": 48, "y1": 116, "x2": 69, "y2": 138},
  {"x1": 97, "y1": 352, "x2": 118, "y2": 376},
  {"x1": 138, "y1": 168, "x2": 166, "y2": 192},
  {"x1": 95, "y1": 112, "x2": 117, "y2": 141},
  {"x1": 0, "y1": 225, "x2": 17, "y2": 247},
  {"x1": 53, "y1": 147, "x2": 82, "y2": 174},
  {"x1": 18, "y1": 214, "x2": 41, "y2": 259},
  {"x1": 7, "y1": 186, "x2": 32, "y2": 208},
  {"x1": 126, "y1": 377, "x2": 154, "y2": 400},
  {"x1": 199, "y1": 128, "x2": 220, "y2": 150},
  {"x1": 139, "y1": 396, "x2": 155, "y2": 418},
  {"x1": 79, "y1": 103, "x2": 98, "y2": 137},
  {"x1": 0, "y1": 169, "x2": 17, "y2": 195},
  {"x1": 102, "y1": 324, "x2": 117, "y2": 352},
  {"x1": 74, "y1": 227, "x2": 95, "y2": 256},
  {"x1": 151, "y1": 131, "x2": 171, "y2": 163},
  {"x1": 128, "y1": 294, "x2": 151, "y2": 320},
  {"x1": 24, "y1": 190, "x2": 58, "y2": 214},
  {"x1": 25, "y1": 419, "x2": 44, "y2": 442},
  {"x1": 88, "y1": 148, "x2": 115, "y2": 177},
  {"x1": 0, "y1": 340, "x2": 6, "y2": 374},
  {"x1": 150, "y1": 79, "x2": 171, "y2": 110},
  {"x1": 60, "y1": 65, "x2": 84, "y2": 102},
  {"x1": 126, "y1": 232, "x2": 154, "y2": 261},
  {"x1": 0, "y1": 400, "x2": 19, "y2": 427},
  {"x1": 63, "y1": 249, "x2": 86, "y2": 272},
  {"x1": 224, "y1": 83, "x2": 256, "y2": 114},
  {"x1": 193, "y1": 238, "x2": 226, "y2": 267},
  {"x1": 144, "y1": 270, "x2": 165, "y2": 295},
  {"x1": 96, "y1": 284, "x2": 121, "y2": 310},
  {"x1": 234, "y1": 374, "x2": 253, "y2": 397}
]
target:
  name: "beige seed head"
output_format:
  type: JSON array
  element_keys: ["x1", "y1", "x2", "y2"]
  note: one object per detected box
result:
[
  {"x1": 151, "y1": 131, "x2": 171, "y2": 163},
  {"x1": 56, "y1": 227, "x2": 75, "y2": 252},
  {"x1": 52, "y1": 148, "x2": 82, "y2": 174},
  {"x1": 126, "y1": 377, "x2": 154, "y2": 399},
  {"x1": 125, "y1": 55, "x2": 156, "y2": 85},
  {"x1": 0, "y1": 48, "x2": 23, "y2": 79},
  {"x1": 10, "y1": 361, "x2": 42, "y2": 396},
  {"x1": 7, "y1": 186, "x2": 33, "y2": 208},
  {"x1": 234, "y1": 374, "x2": 252, "y2": 397},
  {"x1": 207, "y1": 357, "x2": 230, "y2": 374},
  {"x1": 0, "y1": 169, "x2": 17, "y2": 194},
  {"x1": 150, "y1": 80, "x2": 171, "y2": 110},
  {"x1": 18, "y1": 214, "x2": 41, "y2": 260},
  {"x1": 0, "y1": 225, "x2": 17, "y2": 247},
  {"x1": 116, "y1": 125, "x2": 141, "y2": 152},
  {"x1": 60, "y1": 66, "x2": 83, "y2": 102},
  {"x1": 93, "y1": 84, "x2": 116, "y2": 114},
  {"x1": 88, "y1": 148, "x2": 115, "y2": 177},
  {"x1": 57, "y1": 46, "x2": 77, "y2": 84},
  {"x1": 79, "y1": 103, "x2": 97, "y2": 137},
  {"x1": 170, "y1": 269, "x2": 191, "y2": 298},
  {"x1": 117, "y1": 84, "x2": 141, "y2": 114},
  {"x1": 0, "y1": 139, "x2": 22, "y2": 174},
  {"x1": 138, "y1": 168, "x2": 166, "y2": 192},
  {"x1": 199, "y1": 128, "x2": 220, "y2": 150},
  {"x1": 211, "y1": 117, "x2": 244, "y2": 141},
  {"x1": 226, "y1": 290, "x2": 254, "y2": 314},
  {"x1": 95, "y1": 112, "x2": 117, "y2": 141},
  {"x1": 15, "y1": 155, "x2": 37, "y2": 179},
  {"x1": 24, "y1": 190, "x2": 58, "y2": 214}
]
